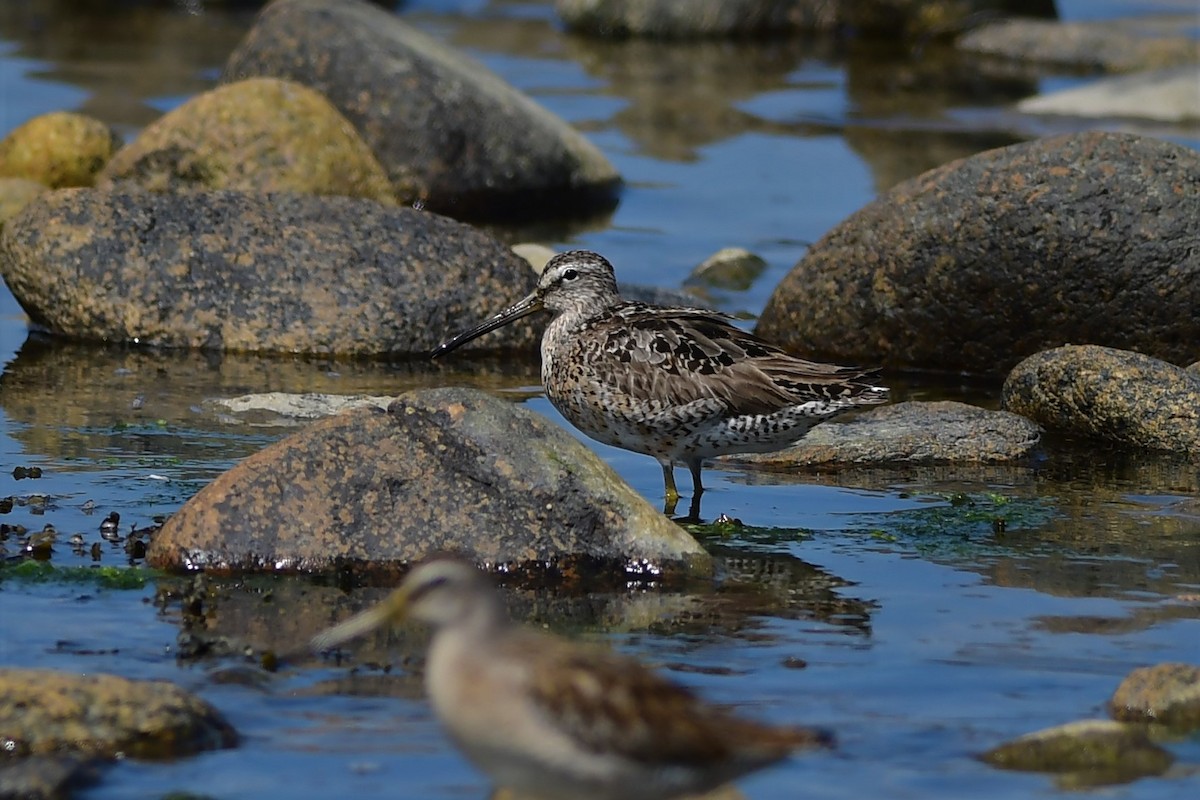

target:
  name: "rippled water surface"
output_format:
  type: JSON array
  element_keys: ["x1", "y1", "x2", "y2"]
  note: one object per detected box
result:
[{"x1": 1, "y1": 1, "x2": 1198, "y2": 799}]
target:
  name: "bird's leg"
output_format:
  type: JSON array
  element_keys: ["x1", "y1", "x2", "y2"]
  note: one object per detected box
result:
[
  {"x1": 660, "y1": 459, "x2": 680, "y2": 516},
  {"x1": 677, "y1": 459, "x2": 704, "y2": 523}
]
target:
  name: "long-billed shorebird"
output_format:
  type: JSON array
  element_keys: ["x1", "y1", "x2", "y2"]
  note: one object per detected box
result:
[
  {"x1": 432, "y1": 250, "x2": 888, "y2": 519},
  {"x1": 312, "y1": 557, "x2": 833, "y2": 800}
]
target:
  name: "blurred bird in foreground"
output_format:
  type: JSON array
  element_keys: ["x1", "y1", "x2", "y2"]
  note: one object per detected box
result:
[
  {"x1": 432, "y1": 250, "x2": 888, "y2": 520},
  {"x1": 312, "y1": 557, "x2": 833, "y2": 800}
]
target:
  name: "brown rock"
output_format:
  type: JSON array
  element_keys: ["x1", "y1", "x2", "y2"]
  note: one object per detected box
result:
[
  {"x1": 0, "y1": 111, "x2": 120, "y2": 188},
  {"x1": 0, "y1": 668, "x2": 236, "y2": 759},
  {"x1": 98, "y1": 78, "x2": 395, "y2": 204},
  {"x1": 1002, "y1": 345, "x2": 1200, "y2": 456},
  {"x1": 1109, "y1": 663, "x2": 1200, "y2": 731},
  {"x1": 0, "y1": 187, "x2": 538, "y2": 355},
  {"x1": 148, "y1": 387, "x2": 709, "y2": 574},
  {"x1": 756, "y1": 132, "x2": 1200, "y2": 374}
]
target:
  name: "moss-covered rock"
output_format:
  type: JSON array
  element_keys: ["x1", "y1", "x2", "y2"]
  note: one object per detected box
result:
[
  {"x1": 98, "y1": 78, "x2": 394, "y2": 203},
  {"x1": 0, "y1": 111, "x2": 120, "y2": 188}
]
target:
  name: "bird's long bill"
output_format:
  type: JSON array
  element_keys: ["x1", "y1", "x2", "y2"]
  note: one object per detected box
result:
[
  {"x1": 430, "y1": 291, "x2": 543, "y2": 359},
  {"x1": 310, "y1": 587, "x2": 410, "y2": 652}
]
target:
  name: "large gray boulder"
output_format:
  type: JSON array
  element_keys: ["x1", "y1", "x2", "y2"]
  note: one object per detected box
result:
[
  {"x1": 757, "y1": 132, "x2": 1200, "y2": 374},
  {"x1": 0, "y1": 187, "x2": 539, "y2": 355},
  {"x1": 148, "y1": 388, "x2": 708, "y2": 574},
  {"x1": 223, "y1": 0, "x2": 620, "y2": 221}
]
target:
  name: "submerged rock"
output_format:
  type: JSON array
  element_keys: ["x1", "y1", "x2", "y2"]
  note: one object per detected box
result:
[
  {"x1": 756, "y1": 132, "x2": 1200, "y2": 374},
  {"x1": 1002, "y1": 345, "x2": 1200, "y2": 457},
  {"x1": 0, "y1": 668, "x2": 236, "y2": 759},
  {"x1": 686, "y1": 247, "x2": 767, "y2": 292},
  {"x1": 1018, "y1": 67, "x2": 1200, "y2": 124},
  {"x1": 959, "y1": 17, "x2": 1198, "y2": 74},
  {"x1": 99, "y1": 78, "x2": 395, "y2": 203},
  {"x1": 556, "y1": 0, "x2": 1054, "y2": 39},
  {"x1": 224, "y1": 0, "x2": 620, "y2": 221},
  {"x1": 0, "y1": 111, "x2": 120, "y2": 188},
  {"x1": 981, "y1": 719, "x2": 1173, "y2": 784},
  {"x1": 1109, "y1": 663, "x2": 1200, "y2": 731},
  {"x1": 726, "y1": 401, "x2": 1041, "y2": 467},
  {"x1": 0, "y1": 188, "x2": 538, "y2": 355},
  {"x1": 148, "y1": 387, "x2": 708, "y2": 574},
  {"x1": 0, "y1": 757, "x2": 101, "y2": 800}
]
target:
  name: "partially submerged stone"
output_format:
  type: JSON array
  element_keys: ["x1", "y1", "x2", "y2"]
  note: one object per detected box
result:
[
  {"x1": 756, "y1": 132, "x2": 1200, "y2": 374},
  {"x1": 686, "y1": 247, "x2": 767, "y2": 292},
  {"x1": 1002, "y1": 345, "x2": 1200, "y2": 457},
  {"x1": 0, "y1": 668, "x2": 236, "y2": 759},
  {"x1": 0, "y1": 188, "x2": 539, "y2": 355},
  {"x1": 727, "y1": 401, "x2": 1041, "y2": 468},
  {"x1": 557, "y1": 0, "x2": 1054, "y2": 39},
  {"x1": 1018, "y1": 66, "x2": 1200, "y2": 124},
  {"x1": 981, "y1": 719, "x2": 1172, "y2": 783},
  {"x1": 1109, "y1": 663, "x2": 1200, "y2": 731},
  {"x1": 224, "y1": 0, "x2": 620, "y2": 220},
  {"x1": 0, "y1": 111, "x2": 120, "y2": 188},
  {"x1": 148, "y1": 387, "x2": 709, "y2": 574},
  {"x1": 99, "y1": 78, "x2": 395, "y2": 203},
  {"x1": 959, "y1": 17, "x2": 1199, "y2": 74}
]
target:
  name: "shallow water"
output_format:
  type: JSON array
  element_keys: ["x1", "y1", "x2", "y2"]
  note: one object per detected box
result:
[{"x1": 1, "y1": 1, "x2": 1199, "y2": 799}]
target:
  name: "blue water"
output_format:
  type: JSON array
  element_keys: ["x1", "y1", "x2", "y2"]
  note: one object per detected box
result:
[{"x1": 1, "y1": 1, "x2": 1198, "y2": 799}]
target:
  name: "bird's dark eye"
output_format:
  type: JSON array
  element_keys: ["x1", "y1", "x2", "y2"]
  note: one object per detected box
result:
[{"x1": 562, "y1": 268, "x2": 579, "y2": 281}]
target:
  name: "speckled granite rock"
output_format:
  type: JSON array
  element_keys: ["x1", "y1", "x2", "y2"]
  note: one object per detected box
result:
[
  {"x1": 959, "y1": 17, "x2": 1198, "y2": 73},
  {"x1": 0, "y1": 188, "x2": 539, "y2": 355},
  {"x1": 0, "y1": 111, "x2": 120, "y2": 188},
  {"x1": 0, "y1": 668, "x2": 236, "y2": 759},
  {"x1": 0, "y1": 177, "x2": 47, "y2": 231},
  {"x1": 1109, "y1": 663, "x2": 1200, "y2": 730},
  {"x1": 98, "y1": 78, "x2": 394, "y2": 203},
  {"x1": 1002, "y1": 345, "x2": 1200, "y2": 456},
  {"x1": 148, "y1": 387, "x2": 709, "y2": 574},
  {"x1": 982, "y1": 719, "x2": 1173, "y2": 782},
  {"x1": 757, "y1": 132, "x2": 1200, "y2": 374},
  {"x1": 557, "y1": 0, "x2": 1053, "y2": 38},
  {"x1": 727, "y1": 401, "x2": 1041, "y2": 467},
  {"x1": 223, "y1": 0, "x2": 620, "y2": 221}
]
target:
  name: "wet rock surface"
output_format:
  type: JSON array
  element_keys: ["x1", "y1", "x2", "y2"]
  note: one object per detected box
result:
[
  {"x1": 0, "y1": 111, "x2": 120, "y2": 188},
  {"x1": 726, "y1": 401, "x2": 1041, "y2": 468},
  {"x1": 1002, "y1": 345, "x2": 1200, "y2": 457},
  {"x1": 0, "y1": 668, "x2": 236, "y2": 759},
  {"x1": 223, "y1": 0, "x2": 620, "y2": 221},
  {"x1": 1109, "y1": 663, "x2": 1200, "y2": 731},
  {"x1": 98, "y1": 78, "x2": 395, "y2": 203},
  {"x1": 981, "y1": 719, "x2": 1173, "y2": 785},
  {"x1": 959, "y1": 17, "x2": 1199, "y2": 73},
  {"x1": 756, "y1": 132, "x2": 1200, "y2": 374},
  {"x1": 148, "y1": 387, "x2": 708, "y2": 575},
  {"x1": 0, "y1": 756, "x2": 101, "y2": 800},
  {"x1": 0, "y1": 187, "x2": 539, "y2": 355}
]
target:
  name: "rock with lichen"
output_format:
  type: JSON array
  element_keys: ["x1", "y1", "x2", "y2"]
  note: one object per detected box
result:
[
  {"x1": 0, "y1": 111, "x2": 120, "y2": 188},
  {"x1": 98, "y1": 77, "x2": 394, "y2": 204},
  {"x1": 1002, "y1": 345, "x2": 1200, "y2": 457},
  {"x1": 148, "y1": 387, "x2": 709, "y2": 575}
]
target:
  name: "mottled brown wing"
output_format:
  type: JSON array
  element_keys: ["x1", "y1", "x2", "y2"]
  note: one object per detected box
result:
[
  {"x1": 583, "y1": 305, "x2": 880, "y2": 417},
  {"x1": 525, "y1": 642, "x2": 737, "y2": 765}
]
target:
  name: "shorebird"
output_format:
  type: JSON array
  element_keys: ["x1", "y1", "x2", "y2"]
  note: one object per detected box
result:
[
  {"x1": 432, "y1": 250, "x2": 888, "y2": 519},
  {"x1": 312, "y1": 557, "x2": 833, "y2": 800}
]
